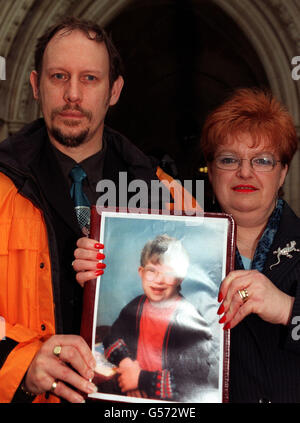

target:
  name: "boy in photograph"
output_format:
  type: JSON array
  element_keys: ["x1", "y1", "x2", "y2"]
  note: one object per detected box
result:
[{"x1": 102, "y1": 234, "x2": 212, "y2": 402}]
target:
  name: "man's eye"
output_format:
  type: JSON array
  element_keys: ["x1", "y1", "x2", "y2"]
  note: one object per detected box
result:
[
  {"x1": 84, "y1": 75, "x2": 96, "y2": 81},
  {"x1": 52, "y1": 73, "x2": 66, "y2": 80}
]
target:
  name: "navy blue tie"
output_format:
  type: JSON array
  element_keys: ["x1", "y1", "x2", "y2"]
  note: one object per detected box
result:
[{"x1": 70, "y1": 165, "x2": 90, "y2": 234}]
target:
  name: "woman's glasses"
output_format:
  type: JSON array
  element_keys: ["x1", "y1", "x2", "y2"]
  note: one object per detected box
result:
[{"x1": 214, "y1": 154, "x2": 281, "y2": 172}]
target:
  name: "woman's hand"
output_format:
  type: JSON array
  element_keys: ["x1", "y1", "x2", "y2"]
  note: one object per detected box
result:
[
  {"x1": 73, "y1": 237, "x2": 105, "y2": 287},
  {"x1": 217, "y1": 269, "x2": 295, "y2": 329},
  {"x1": 116, "y1": 358, "x2": 141, "y2": 393}
]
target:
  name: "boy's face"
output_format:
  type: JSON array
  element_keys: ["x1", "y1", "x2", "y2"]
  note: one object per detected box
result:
[{"x1": 138, "y1": 261, "x2": 182, "y2": 303}]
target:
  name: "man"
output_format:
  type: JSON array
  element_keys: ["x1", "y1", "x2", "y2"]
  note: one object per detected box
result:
[{"x1": 0, "y1": 17, "x2": 177, "y2": 403}]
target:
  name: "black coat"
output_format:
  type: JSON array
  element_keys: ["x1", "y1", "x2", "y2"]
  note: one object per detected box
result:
[
  {"x1": 0, "y1": 119, "x2": 159, "y2": 335},
  {"x1": 230, "y1": 202, "x2": 300, "y2": 403},
  {"x1": 103, "y1": 294, "x2": 213, "y2": 402}
]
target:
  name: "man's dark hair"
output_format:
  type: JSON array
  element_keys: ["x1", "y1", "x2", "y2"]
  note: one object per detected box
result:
[{"x1": 34, "y1": 16, "x2": 124, "y2": 89}]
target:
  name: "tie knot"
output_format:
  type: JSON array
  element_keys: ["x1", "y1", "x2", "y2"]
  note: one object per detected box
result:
[{"x1": 70, "y1": 165, "x2": 87, "y2": 183}]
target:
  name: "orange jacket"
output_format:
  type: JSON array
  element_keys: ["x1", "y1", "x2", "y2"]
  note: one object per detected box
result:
[{"x1": 0, "y1": 173, "x2": 58, "y2": 403}]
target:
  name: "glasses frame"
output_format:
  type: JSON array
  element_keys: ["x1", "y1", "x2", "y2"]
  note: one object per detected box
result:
[
  {"x1": 142, "y1": 265, "x2": 178, "y2": 283},
  {"x1": 214, "y1": 154, "x2": 281, "y2": 172}
]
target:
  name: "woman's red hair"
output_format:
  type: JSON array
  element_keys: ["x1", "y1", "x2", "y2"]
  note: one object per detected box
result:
[{"x1": 201, "y1": 88, "x2": 298, "y2": 166}]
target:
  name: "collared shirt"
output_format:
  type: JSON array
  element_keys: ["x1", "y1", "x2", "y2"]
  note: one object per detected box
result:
[{"x1": 51, "y1": 137, "x2": 107, "y2": 206}]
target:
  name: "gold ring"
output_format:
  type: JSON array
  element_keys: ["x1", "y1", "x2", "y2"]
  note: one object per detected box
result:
[
  {"x1": 50, "y1": 380, "x2": 58, "y2": 392},
  {"x1": 53, "y1": 345, "x2": 62, "y2": 358},
  {"x1": 238, "y1": 288, "x2": 249, "y2": 303}
]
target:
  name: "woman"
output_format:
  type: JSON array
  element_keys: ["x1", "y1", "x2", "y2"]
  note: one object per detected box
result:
[{"x1": 74, "y1": 88, "x2": 300, "y2": 402}]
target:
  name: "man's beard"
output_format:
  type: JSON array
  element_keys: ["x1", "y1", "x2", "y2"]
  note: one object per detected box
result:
[
  {"x1": 49, "y1": 125, "x2": 90, "y2": 148},
  {"x1": 49, "y1": 104, "x2": 93, "y2": 147}
]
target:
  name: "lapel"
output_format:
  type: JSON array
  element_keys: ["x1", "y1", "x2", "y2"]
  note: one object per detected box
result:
[
  {"x1": 103, "y1": 138, "x2": 128, "y2": 184},
  {"x1": 102, "y1": 128, "x2": 159, "y2": 209},
  {"x1": 263, "y1": 203, "x2": 300, "y2": 288},
  {"x1": 102, "y1": 135, "x2": 135, "y2": 208},
  {"x1": 29, "y1": 139, "x2": 81, "y2": 236}
]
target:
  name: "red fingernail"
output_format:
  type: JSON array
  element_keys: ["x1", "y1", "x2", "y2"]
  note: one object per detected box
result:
[
  {"x1": 219, "y1": 315, "x2": 226, "y2": 324},
  {"x1": 96, "y1": 262, "x2": 106, "y2": 269},
  {"x1": 96, "y1": 253, "x2": 105, "y2": 260},
  {"x1": 94, "y1": 243, "x2": 104, "y2": 249},
  {"x1": 224, "y1": 322, "x2": 230, "y2": 330},
  {"x1": 95, "y1": 270, "x2": 104, "y2": 276},
  {"x1": 218, "y1": 292, "x2": 223, "y2": 302},
  {"x1": 217, "y1": 304, "x2": 225, "y2": 315}
]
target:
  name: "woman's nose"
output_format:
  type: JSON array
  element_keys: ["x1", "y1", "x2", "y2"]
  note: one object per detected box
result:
[{"x1": 237, "y1": 159, "x2": 254, "y2": 178}]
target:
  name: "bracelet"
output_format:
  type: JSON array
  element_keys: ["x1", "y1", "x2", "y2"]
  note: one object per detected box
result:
[{"x1": 20, "y1": 378, "x2": 35, "y2": 398}]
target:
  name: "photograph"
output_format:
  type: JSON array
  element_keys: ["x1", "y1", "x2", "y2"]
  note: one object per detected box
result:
[{"x1": 84, "y1": 210, "x2": 234, "y2": 403}]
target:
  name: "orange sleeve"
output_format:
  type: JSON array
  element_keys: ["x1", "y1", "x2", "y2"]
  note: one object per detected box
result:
[{"x1": 156, "y1": 166, "x2": 203, "y2": 213}]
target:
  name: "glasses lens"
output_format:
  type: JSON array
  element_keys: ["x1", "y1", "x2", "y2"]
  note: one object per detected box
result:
[
  {"x1": 215, "y1": 155, "x2": 239, "y2": 170},
  {"x1": 144, "y1": 268, "x2": 155, "y2": 281},
  {"x1": 251, "y1": 155, "x2": 275, "y2": 171}
]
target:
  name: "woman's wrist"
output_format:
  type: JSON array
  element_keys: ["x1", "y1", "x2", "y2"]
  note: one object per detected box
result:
[{"x1": 282, "y1": 294, "x2": 295, "y2": 325}]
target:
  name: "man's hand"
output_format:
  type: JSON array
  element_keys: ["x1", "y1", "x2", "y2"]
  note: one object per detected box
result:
[
  {"x1": 24, "y1": 335, "x2": 97, "y2": 403},
  {"x1": 117, "y1": 357, "x2": 141, "y2": 393}
]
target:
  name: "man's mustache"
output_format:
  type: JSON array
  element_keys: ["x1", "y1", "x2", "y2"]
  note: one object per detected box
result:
[{"x1": 51, "y1": 105, "x2": 92, "y2": 121}]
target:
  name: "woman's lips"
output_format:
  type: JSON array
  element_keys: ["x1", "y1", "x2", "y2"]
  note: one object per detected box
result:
[{"x1": 232, "y1": 185, "x2": 258, "y2": 193}]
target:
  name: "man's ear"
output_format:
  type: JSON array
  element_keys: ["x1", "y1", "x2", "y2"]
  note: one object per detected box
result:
[
  {"x1": 30, "y1": 70, "x2": 39, "y2": 100},
  {"x1": 109, "y1": 75, "x2": 124, "y2": 106}
]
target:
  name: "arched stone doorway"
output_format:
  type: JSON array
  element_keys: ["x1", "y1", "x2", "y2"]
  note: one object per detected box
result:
[{"x1": 104, "y1": 0, "x2": 270, "y2": 209}]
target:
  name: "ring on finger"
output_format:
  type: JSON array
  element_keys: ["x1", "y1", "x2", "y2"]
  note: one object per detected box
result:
[
  {"x1": 50, "y1": 380, "x2": 58, "y2": 392},
  {"x1": 53, "y1": 345, "x2": 62, "y2": 358},
  {"x1": 238, "y1": 288, "x2": 249, "y2": 303}
]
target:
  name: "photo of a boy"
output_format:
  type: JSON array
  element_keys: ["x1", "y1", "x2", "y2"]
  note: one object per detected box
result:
[{"x1": 102, "y1": 234, "x2": 212, "y2": 402}]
